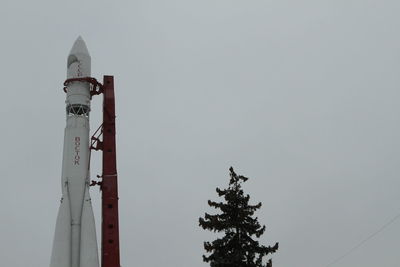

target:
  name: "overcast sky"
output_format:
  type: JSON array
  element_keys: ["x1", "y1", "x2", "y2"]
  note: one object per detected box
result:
[{"x1": 1, "y1": 1, "x2": 400, "y2": 267}]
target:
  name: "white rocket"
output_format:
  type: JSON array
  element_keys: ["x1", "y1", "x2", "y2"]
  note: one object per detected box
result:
[{"x1": 50, "y1": 37, "x2": 99, "y2": 267}]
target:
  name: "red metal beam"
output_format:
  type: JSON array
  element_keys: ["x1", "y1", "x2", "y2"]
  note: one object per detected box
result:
[{"x1": 101, "y1": 76, "x2": 120, "y2": 267}]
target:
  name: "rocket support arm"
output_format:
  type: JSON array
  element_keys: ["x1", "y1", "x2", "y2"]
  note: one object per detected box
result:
[{"x1": 64, "y1": 77, "x2": 104, "y2": 97}]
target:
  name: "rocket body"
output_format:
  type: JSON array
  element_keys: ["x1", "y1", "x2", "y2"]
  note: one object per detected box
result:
[{"x1": 50, "y1": 37, "x2": 99, "y2": 267}]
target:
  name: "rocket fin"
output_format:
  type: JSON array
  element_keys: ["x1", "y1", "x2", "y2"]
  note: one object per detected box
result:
[
  {"x1": 79, "y1": 185, "x2": 100, "y2": 267},
  {"x1": 50, "y1": 192, "x2": 72, "y2": 267}
]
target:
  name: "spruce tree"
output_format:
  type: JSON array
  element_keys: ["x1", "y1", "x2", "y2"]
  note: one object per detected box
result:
[{"x1": 199, "y1": 167, "x2": 278, "y2": 267}]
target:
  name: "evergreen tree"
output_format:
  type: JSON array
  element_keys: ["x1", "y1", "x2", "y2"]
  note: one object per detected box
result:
[{"x1": 199, "y1": 167, "x2": 278, "y2": 267}]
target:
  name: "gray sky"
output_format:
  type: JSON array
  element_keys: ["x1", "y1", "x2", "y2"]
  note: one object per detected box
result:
[{"x1": 1, "y1": 0, "x2": 400, "y2": 266}]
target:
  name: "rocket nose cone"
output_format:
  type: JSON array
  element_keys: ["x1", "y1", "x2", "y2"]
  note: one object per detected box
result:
[
  {"x1": 69, "y1": 36, "x2": 90, "y2": 57},
  {"x1": 67, "y1": 36, "x2": 91, "y2": 78}
]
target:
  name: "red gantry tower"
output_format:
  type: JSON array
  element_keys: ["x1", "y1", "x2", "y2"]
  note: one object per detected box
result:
[
  {"x1": 99, "y1": 76, "x2": 120, "y2": 267},
  {"x1": 89, "y1": 76, "x2": 121, "y2": 267}
]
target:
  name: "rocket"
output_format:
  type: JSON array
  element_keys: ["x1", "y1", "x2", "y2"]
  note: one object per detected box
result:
[{"x1": 50, "y1": 37, "x2": 99, "y2": 267}]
